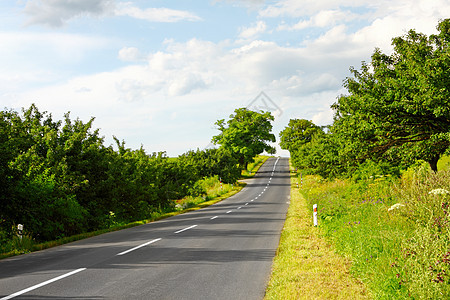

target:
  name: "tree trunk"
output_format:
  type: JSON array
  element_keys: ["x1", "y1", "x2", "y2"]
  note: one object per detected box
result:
[
  {"x1": 239, "y1": 156, "x2": 246, "y2": 171},
  {"x1": 428, "y1": 156, "x2": 439, "y2": 173}
]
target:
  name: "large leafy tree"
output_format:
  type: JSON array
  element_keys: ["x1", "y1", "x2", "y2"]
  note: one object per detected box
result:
[
  {"x1": 279, "y1": 119, "x2": 341, "y2": 176},
  {"x1": 212, "y1": 108, "x2": 276, "y2": 169},
  {"x1": 279, "y1": 119, "x2": 323, "y2": 152},
  {"x1": 332, "y1": 19, "x2": 450, "y2": 172}
]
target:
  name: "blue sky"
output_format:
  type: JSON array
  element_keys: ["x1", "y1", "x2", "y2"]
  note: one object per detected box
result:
[{"x1": 1, "y1": 0, "x2": 449, "y2": 156}]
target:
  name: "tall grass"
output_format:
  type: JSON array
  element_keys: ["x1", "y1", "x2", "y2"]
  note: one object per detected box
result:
[
  {"x1": 301, "y1": 167, "x2": 450, "y2": 299},
  {"x1": 174, "y1": 175, "x2": 237, "y2": 210}
]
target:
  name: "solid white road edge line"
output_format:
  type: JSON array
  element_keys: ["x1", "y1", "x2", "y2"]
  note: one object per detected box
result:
[
  {"x1": 174, "y1": 225, "x2": 198, "y2": 234},
  {"x1": 1, "y1": 268, "x2": 87, "y2": 300},
  {"x1": 117, "y1": 238, "x2": 162, "y2": 256}
]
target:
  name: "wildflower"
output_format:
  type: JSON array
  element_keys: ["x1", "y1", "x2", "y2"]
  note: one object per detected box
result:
[
  {"x1": 388, "y1": 203, "x2": 405, "y2": 212},
  {"x1": 429, "y1": 188, "x2": 450, "y2": 195}
]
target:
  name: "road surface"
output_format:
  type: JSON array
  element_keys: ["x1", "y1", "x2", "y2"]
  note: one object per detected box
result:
[{"x1": 0, "y1": 157, "x2": 290, "y2": 300}]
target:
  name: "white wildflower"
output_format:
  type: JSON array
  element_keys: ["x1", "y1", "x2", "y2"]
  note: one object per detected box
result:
[
  {"x1": 428, "y1": 188, "x2": 450, "y2": 195},
  {"x1": 388, "y1": 203, "x2": 405, "y2": 212}
]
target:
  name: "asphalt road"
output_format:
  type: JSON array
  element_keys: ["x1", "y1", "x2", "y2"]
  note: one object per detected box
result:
[{"x1": 0, "y1": 157, "x2": 291, "y2": 300}]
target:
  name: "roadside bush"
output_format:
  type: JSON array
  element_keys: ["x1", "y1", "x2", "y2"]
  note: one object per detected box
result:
[{"x1": 0, "y1": 104, "x2": 248, "y2": 250}]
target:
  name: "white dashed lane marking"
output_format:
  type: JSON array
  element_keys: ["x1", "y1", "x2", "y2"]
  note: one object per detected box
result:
[
  {"x1": 174, "y1": 225, "x2": 197, "y2": 234},
  {"x1": 117, "y1": 238, "x2": 161, "y2": 256}
]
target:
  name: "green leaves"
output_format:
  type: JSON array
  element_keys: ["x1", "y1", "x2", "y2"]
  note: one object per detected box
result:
[
  {"x1": 212, "y1": 108, "x2": 276, "y2": 169},
  {"x1": 279, "y1": 119, "x2": 322, "y2": 152},
  {"x1": 333, "y1": 19, "x2": 450, "y2": 172},
  {"x1": 284, "y1": 19, "x2": 450, "y2": 178},
  {"x1": 0, "y1": 104, "x2": 246, "y2": 244}
]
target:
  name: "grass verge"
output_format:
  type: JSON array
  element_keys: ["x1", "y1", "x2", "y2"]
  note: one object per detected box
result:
[
  {"x1": 241, "y1": 155, "x2": 270, "y2": 178},
  {"x1": 298, "y1": 165, "x2": 450, "y2": 299},
  {"x1": 265, "y1": 164, "x2": 370, "y2": 299}
]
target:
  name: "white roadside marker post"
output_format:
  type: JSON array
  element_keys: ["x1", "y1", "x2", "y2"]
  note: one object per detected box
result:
[
  {"x1": 313, "y1": 204, "x2": 318, "y2": 227},
  {"x1": 17, "y1": 224, "x2": 23, "y2": 241}
]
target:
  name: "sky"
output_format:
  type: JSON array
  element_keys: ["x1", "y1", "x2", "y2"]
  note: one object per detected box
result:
[{"x1": 1, "y1": 0, "x2": 450, "y2": 157}]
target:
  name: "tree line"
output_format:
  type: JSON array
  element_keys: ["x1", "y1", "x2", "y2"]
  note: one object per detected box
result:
[
  {"x1": 281, "y1": 19, "x2": 450, "y2": 178},
  {"x1": 0, "y1": 105, "x2": 275, "y2": 243}
]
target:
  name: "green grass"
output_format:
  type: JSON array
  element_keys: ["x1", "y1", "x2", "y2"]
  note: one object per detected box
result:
[
  {"x1": 266, "y1": 156, "x2": 450, "y2": 299},
  {"x1": 241, "y1": 155, "x2": 270, "y2": 178},
  {"x1": 174, "y1": 176, "x2": 244, "y2": 211},
  {"x1": 265, "y1": 163, "x2": 370, "y2": 299},
  {"x1": 299, "y1": 169, "x2": 450, "y2": 299},
  {"x1": 438, "y1": 154, "x2": 450, "y2": 171}
]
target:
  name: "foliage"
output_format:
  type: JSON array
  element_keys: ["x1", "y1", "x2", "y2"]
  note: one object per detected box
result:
[
  {"x1": 212, "y1": 108, "x2": 276, "y2": 169},
  {"x1": 279, "y1": 119, "x2": 326, "y2": 175},
  {"x1": 177, "y1": 148, "x2": 241, "y2": 184},
  {"x1": 332, "y1": 19, "x2": 450, "y2": 172},
  {"x1": 175, "y1": 175, "x2": 237, "y2": 211},
  {"x1": 241, "y1": 155, "x2": 269, "y2": 177},
  {"x1": 279, "y1": 119, "x2": 322, "y2": 152},
  {"x1": 0, "y1": 104, "x2": 251, "y2": 250},
  {"x1": 274, "y1": 19, "x2": 450, "y2": 299},
  {"x1": 283, "y1": 19, "x2": 450, "y2": 178}
]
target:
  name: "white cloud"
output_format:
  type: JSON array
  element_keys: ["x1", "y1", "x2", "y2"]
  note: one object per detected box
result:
[
  {"x1": 0, "y1": 31, "x2": 110, "y2": 93},
  {"x1": 115, "y1": 2, "x2": 201, "y2": 23},
  {"x1": 239, "y1": 20, "x2": 267, "y2": 39},
  {"x1": 213, "y1": 0, "x2": 266, "y2": 8},
  {"x1": 311, "y1": 107, "x2": 334, "y2": 125},
  {"x1": 259, "y1": 0, "x2": 364, "y2": 18},
  {"x1": 167, "y1": 73, "x2": 208, "y2": 97},
  {"x1": 263, "y1": 0, "x2": 450, "y2": 35},
  {"x1": 7, "y1": 0, "x2": 450, "y2": 156},
  {"x1": 23, "y1": 0, "x2": 201, "y2": 27},
  {"x1": 118, "y1": 47, "x2": 145, "y2": 62},
  {"x1": 277, "y1": 9, "x2": 358, "y2": 31},
  {"x1": 269, "y1": 73, "x2": 340, "y2": 95},
  {"x1": 23, "y1": 0, "x2": 115, "y2": 27},
  {"x1": 12, "y1": 35, "x2": 350, "y2": 111}
]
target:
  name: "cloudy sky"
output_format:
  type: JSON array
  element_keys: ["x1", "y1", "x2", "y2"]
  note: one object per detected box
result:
[{"x1": 1, "y1": 1, "x2": 449, "y2": 156}]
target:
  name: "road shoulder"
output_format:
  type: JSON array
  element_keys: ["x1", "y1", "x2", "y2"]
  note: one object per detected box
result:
[{"x1": 264, "y1": 165, "x2": 371, "y2": 299}]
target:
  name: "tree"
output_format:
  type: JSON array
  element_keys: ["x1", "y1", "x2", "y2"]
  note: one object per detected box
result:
[
  {"x1": 212, "y1": 108, "x2": 276, "y2": 169},
  {"x1": 279, "y1": 119, "x2": 323, "y2": 152},
  {"x1": 279, "y1": 119, "x2": 340, "y2": 176},
  {"x1": 178, "y1": 148, "x2": 240, "y2": 183},
  {"x1": 332, "y1": 19, "x2": 450, "y2": 172}
]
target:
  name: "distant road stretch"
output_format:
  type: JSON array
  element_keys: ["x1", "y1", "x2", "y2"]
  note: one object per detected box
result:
[{"x1": 0, "y1": 157, "x2": 291, "y2": 300}]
